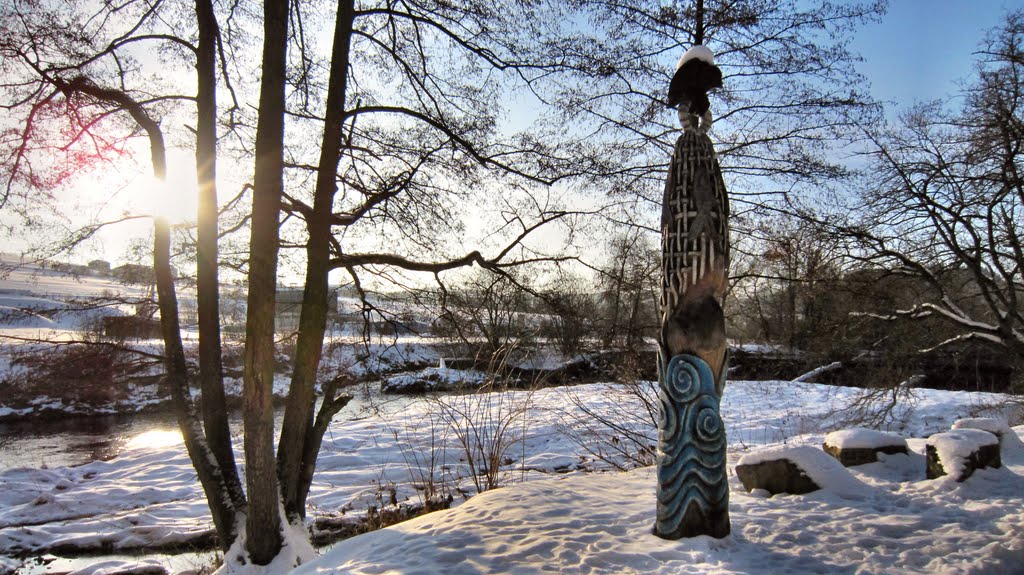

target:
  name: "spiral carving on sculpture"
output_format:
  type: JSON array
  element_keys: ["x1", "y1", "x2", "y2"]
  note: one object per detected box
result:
[{"x1": 655, "y1": 353, "x2": 728, "y2": 538}]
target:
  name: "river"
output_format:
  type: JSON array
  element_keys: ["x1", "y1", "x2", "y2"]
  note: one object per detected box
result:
[
  {"x1": 0, "y1": 390, "x2": 405, "y2": 473},
  {"x1": 0, "y1": 391, "x2": 420, "y2": 574},
  {"x1": 0, "y1": 412, "x2": 181, "y2": 471}
]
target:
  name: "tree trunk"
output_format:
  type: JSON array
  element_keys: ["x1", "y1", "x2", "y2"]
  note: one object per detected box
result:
[
  {"x1": 242, "y1": 0, "x2": 288, "y2": 563},
  {"x1": 143, "y1": 115, "x2": 239, "y2": 548},
  {"x1": 195, "y1": 0, "x2": 245, "y2": 515},
  {"x1": 51, "y1": 74, "x2": 244, "y2": 551},
  {"x1": 278, "y1": 0, "x2": 356, "y2": 524},
  {"x1": 156, "y1": 217, "x2": 240, "y2": 550},
  {"x1": 694, "y1": 0, "x2": 705, "y2": 45},
  {"x1": 627, "y1": 272, "x2": 643, "y2": 346}
]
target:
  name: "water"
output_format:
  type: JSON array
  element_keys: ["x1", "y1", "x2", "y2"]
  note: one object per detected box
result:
[
  {"x1": 14, "y1": 550, "x2": 222, "y2": 575},
  {"x1": 0, "y1": 412, "x2": 180, "y2": 471},
  {"x1": 0, "y1": 387, "x2": 416, "y2": 472}
]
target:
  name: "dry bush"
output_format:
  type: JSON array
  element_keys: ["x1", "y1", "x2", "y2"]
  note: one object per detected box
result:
[
  {"x1": 9, "y1": 343, "x2": 158, "y2": 407},
  {"x1": 558, "y1": 352, "x2": 658, "y2": 470},
  {"x1": 409, "y1": 348, "x2": 535, "y2": 493}
]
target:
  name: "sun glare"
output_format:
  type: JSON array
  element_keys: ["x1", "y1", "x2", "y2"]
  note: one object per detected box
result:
[
  {"x1": 148, "y1": 151, "x2": 200, "y2": 225},
  {"x1": 126, "y1": 429, "x2": 183, "y2": 450}
]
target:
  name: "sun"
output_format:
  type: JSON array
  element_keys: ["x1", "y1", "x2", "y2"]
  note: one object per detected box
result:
[
  {"x1": 71, "y1": 146, "x2": 200, "y2": 225},
  {"x1": 147, "y1": 149, "x2": 200, "y2": 225}
]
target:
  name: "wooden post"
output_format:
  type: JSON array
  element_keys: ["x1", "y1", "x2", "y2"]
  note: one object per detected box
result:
[{"x1": 654, "y1": 104, "x2": 731, "y2": 539}]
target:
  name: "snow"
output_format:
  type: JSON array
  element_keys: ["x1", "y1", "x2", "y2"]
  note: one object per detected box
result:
[
  {"x1": 824, "y1": 427, "x2": 907, "y2": 449},
  {"x1": 0, "y1": 294, "x2": 126, "y2": 331},
  {"x1": 791, "y1": 361, "x2": 842, "y2": 383},
  {"x1": 54, "y1": 558, "x2": 167, "y2": 575},
  {"x1": 217, "y1": 521, "x2": 316, "y2": 575},
  {"x1": 3, "y1": 258, "x2": 1024, "y2": 572},
  {"x1": 380, "y1": 367, "x2": 488, "y2": 393},
  {"x1": 736, "y1": 445, "x2": 875, "y2": 499},
  {"x1": 926, "y1": 428, "x2": 1000, "y2": 478},
  {"x1": 952, "y1": 417, "x2": 1012, "y2": 437},
  {"x1": 298, "y1": 462, "x2": 1024, "y2": 575},
  {"x1": 0, "y1": 258, "x2": 150, "y2": 301},
  {"x1": 676, "y1": 45, "x2": 715, "y2": 69},
  {"x1": 2, "y1": 378, "x2": 1023, "y2": 573}
]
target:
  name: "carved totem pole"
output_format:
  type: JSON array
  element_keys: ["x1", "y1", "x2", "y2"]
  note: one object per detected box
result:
[{"x1": 654, "y1": 45, "x2": 730, "y2": 539}]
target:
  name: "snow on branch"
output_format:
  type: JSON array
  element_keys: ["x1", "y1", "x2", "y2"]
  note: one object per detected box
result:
[
  {"x1": 919, "y1": 332, "x2": 1007, "y2": 354},
  {"x1": 792, "y1": 361, "x2": 843, "y2": 383}
]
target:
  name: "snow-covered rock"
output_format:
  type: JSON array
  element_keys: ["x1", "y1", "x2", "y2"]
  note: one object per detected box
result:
[
  {"x1": 926, "y1": 428, "x2": 1001, "y2": 481},
  {"x1": 823, "y1": 428, "x2": 908, "y2": 467},
  {"x1": 735, "y1": 445, "x2": 873, "y2": 498},
  {"x1": 952, "y1": 417, "x2": 1011, "y2": 442}
]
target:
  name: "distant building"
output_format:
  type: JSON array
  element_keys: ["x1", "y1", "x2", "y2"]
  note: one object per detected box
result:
[
  {"x1": 51, "y1": 261, "x2": 91, "y2": 276},
  {"x1": 112, "y1": 264, "x2": 152, "y2": 284}
]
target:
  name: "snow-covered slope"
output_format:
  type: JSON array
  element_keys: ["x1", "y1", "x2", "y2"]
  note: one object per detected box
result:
[{"x1": 298, "y1": 459, "x2": 1024, "y2": 575}]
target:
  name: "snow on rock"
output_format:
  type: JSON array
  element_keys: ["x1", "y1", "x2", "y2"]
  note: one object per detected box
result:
[
  {"x1": 926, "y1": 428, "x2": 1001, "y2": 481},
  {"x1": 677, "y1": 44, "x2": 715, "y2": 69},
  {"x1": 1008, "y1": 425, "x2": 1024, "y2": 465},
  {"x1": 927, "y1": 429, "x2": 999, "y2": 461},
  {"x1": 736, "y1": 445, "x2": 874, "y2": 499},
  {"x1": 824, "y1": 427, "x2": 906, "y2": 449},
  {"x1": 822, "y1": 428, "x2": 909, "y2": 467},
  {"x1": 952, "y1": 417, "x2": 1012, "y2": 437}
]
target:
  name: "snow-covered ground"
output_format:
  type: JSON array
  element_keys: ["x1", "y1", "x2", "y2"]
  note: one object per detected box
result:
[{"x1": 2, "y1": 377, "x2": 1022, "y2": 574}]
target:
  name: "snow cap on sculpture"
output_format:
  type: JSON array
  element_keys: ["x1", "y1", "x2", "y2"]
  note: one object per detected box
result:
[
  {"x1": 676, "y1": 45, "x2": 715, "y2": 68},
  {"x1": 667, "y1": 45, "x2": 722, "y2": 127}
]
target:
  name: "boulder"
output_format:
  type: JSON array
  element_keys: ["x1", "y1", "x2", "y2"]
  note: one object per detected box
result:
[
  {"x1": 926, "y1": 429, "x2": 1001, "y2": 481},
  {"x1": 951, "y1": 418, "x2": 1011, "y2": 445},
  {"x1": 736, "y1": 457, "x2": 820, "y2": 495},
  {"x1": 822, "y1": 428, "x2": 908, "y2": 467},
  {"x1": 736, "y1": 445, "x2": 871, "y2": 497}
]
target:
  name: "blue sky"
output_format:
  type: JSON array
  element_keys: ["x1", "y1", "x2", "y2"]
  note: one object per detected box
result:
[{"x1": 851, "y1": 0, "x2": 1019, "y2": 111}]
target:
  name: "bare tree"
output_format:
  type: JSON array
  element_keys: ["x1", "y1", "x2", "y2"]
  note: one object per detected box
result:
[
  {"x1": 531, "y1": 0, "x2": 885, "y2": 232},
  {"x1": 843, "y1": 11, "x2": 1024, "y2": 366},
  {"x1": 2, "y1": 0, "x2": 604, "y2": 566},
  {"x1": 732, "y1": 214, "x2": 845, "y2": 351},
  {"x1": 598, "y1": 231, "x2": 660, "y2": 348},
  {"x1": 433, "y1": 269, "x2": 537, "y2": 361},
  {"x1": 0, "y1": 0, "x2": 249, "y2": 551}
]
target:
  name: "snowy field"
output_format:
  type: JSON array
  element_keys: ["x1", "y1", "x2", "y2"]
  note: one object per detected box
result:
[
  {"x1": 2, "y1": 377, "x2": 1022, "y2": 574},
  {"x1": 1, "y1": 262, "x2": 1022, "y2": 573}
]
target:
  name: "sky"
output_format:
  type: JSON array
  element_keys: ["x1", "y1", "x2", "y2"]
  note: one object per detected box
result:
[
  {"x1": 851, "y1": 0, "x2": 1016, "y2": 112},
  {"x1": 5, "y1": 0, "x2": 1020, "y2": 274}
]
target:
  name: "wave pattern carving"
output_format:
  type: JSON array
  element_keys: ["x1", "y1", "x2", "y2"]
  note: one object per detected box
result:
[{"x1": 654, "y1": 353, "x2": 729, "y2": 539}]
